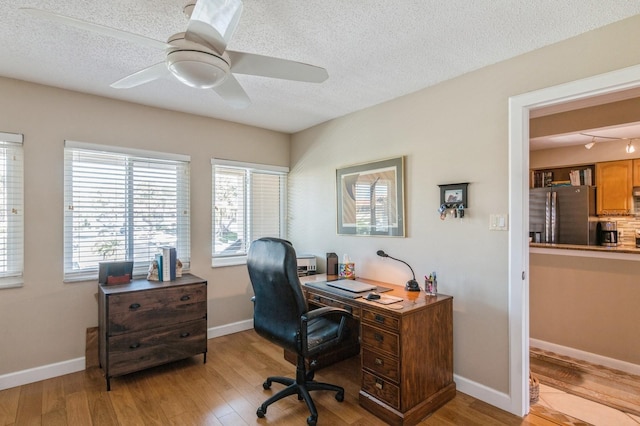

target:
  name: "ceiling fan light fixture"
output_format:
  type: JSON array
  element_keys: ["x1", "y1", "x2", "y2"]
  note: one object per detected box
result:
[
  {"x1": 584, "y1": 142, "x2": 595, "y2": 149},
  {"x1": 166, "y1": 50, "x2": 229, "y2": 89}
]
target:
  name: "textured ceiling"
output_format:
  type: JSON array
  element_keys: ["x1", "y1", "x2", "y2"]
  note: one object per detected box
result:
[{"x1": 2, "y1": 1, "x2": 640, "y2": 134}]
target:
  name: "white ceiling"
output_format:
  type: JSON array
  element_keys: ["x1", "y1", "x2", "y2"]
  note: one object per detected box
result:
[{"x1": 2, "y1": 1, "x2": 640, "y2": 134}]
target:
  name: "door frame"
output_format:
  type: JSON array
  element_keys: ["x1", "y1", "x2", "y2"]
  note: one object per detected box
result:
[{"x1": 508, "y1": 64, "x2": 640, "y2": 416}]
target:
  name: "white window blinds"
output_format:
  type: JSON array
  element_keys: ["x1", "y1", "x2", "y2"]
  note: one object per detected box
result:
[
  {"x1": 0, "y1": 132, "x2": 24, "y2": 288},
  {"x1": 64, "y1": 142, "x2": 190, "y2": 281},
  {"x1": 212, "y1": 159, "x2": 287, "y2": 266}
]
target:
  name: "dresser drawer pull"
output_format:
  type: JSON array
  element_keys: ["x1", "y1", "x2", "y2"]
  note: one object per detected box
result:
[
  {"x1": 313, "y1": 295, "x2": 321, "y2": 302},
  {"x1": 375, "y1": 358, "x2": 384, "y2": 366},
  {"x1": 375, "y1": 379, "x2": 384, "y2": 390},
  {"x1": 374, "y1": 333, "x2": 384, "y2": 343},
  {"x1": 129, "y1": 303, "x2": 141, "y2": 310},
  {"x1": 129, "y1": 342, "x2": 140, "y2": 349},
  {"x1": 374, "y1": 314, "x2": 385, "y2": 324},
  {"x1": 180, "y1": 332, "x2": 191, "y2": 338},
  {"x1": 180, "y1": 295, "x2": 191, "y2": 301}
]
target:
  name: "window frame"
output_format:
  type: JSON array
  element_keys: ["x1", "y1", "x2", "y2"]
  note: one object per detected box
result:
[
  {"x1": 63, "y1": 141, "x2": 191, "y2": 282},
  {"x1": 211, "y1": 159, "x2": 288, "y2": 267},
  {"x1": 0, "y1": 132, "x2": 24, "y2": 289}
]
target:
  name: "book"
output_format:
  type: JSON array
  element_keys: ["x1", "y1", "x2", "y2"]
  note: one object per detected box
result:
[
  {"x1": 155, "y1": 253, "x2": 163, "y2": 282},
  {"x1": 161, "y1": 246, "x2": 177, "y2": 281}
]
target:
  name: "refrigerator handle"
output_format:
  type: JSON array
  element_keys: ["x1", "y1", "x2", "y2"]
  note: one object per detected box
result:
[
  {"x1": 550, "y1": 191, "x2": 557, "y2": 243},
  {"x1": 545, "y1": 191, "x2": 551, "y2": 243}
]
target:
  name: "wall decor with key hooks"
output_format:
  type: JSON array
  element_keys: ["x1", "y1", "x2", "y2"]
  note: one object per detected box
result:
[{"x1": 438, "y1": 183, "x2": 468, "y2": 220}]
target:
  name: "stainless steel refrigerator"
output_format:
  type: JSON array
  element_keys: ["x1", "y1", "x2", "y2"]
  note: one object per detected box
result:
[{"x1": 529, "y1": 185, "x2": 597, "y2": 245}]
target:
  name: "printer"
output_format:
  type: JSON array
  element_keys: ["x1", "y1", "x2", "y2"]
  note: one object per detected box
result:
[{"x1": 296, "y1": 254, "x2": 317, "y2": 276}]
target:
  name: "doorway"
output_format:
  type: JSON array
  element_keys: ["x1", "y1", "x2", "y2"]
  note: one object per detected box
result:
[{"x1": 508, "y1": 64, "x2": 640, "y2": 416}]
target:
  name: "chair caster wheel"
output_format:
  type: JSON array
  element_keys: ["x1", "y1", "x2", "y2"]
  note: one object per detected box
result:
[
  {"x1": 335, "y1": 390, "x2": 344, "y2": 402},
  {"x1": 257, "y1": 406, "x2": 266, "y2": 418},
  {"x1": 307, "y1": 415, "x2": 317, "y2": 426},
  {"x1": 262, "y1": 380, "x2": 271, "y2": 390}
]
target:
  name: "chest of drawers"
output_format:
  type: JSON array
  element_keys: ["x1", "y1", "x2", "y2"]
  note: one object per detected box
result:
[{"x1": 98, "y1": 274, "x2": 208, "y2": 390}]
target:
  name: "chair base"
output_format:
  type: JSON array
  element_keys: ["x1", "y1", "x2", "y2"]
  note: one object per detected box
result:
[{"x1": 256, "y1": 355, "x2": 344, "y2": 426}]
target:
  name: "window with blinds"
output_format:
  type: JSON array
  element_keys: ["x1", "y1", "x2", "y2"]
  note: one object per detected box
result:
[
  {"x1": 64, "y1": 141, "x2": 190, "y2": 281},
  {"x1": 0, "y1": 132, "x2": 24, "y2": 289},
  {"x1": 212, "y1": 159, "x2": 287, "y2": 266}
]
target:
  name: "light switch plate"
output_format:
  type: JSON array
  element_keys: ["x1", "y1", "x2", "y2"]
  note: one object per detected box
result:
[{"x1": 489, "y1": 213, "x2": 508, "y2": 231}]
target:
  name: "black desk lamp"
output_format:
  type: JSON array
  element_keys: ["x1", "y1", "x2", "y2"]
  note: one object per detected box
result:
[{"x1": 376, "y1": 250, "x2": 420, "y2": 291}]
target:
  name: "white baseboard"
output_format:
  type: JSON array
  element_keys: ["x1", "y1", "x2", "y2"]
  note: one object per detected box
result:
[
  {"x1": 0, "y1": 357, "x2": 85, "y2": 391},
  {"x1": 0, "y1": 321, "x2": 255, "y2": 391},
  {"x1": 454, "y1": 374, "x2": 513, "y2": 413},
  {"x1": 530, "y1": 338, "x2": 640, "y2": 376}
]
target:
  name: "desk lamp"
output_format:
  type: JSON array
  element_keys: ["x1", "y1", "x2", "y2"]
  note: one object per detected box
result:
[{"x1": 376, "y1": 250, "x2": 420, "y2": 291}]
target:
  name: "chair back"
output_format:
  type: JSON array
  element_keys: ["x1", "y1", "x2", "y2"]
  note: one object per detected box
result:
[{"x1": 247, "y1": 237, "x2": 308, "y2": 353}]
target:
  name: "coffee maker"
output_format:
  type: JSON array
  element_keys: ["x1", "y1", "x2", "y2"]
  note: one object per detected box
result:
[{"x1": 598, "y1": 221, "x2": 618, "y2": 247}]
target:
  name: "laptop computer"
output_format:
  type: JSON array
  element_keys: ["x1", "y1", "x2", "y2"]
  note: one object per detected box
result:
[{"x1": 326, "y1": 279, "x2": 377, "y2": 293}]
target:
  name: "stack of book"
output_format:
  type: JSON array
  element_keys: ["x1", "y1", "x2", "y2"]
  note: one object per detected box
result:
[
  {"x1": 154, "y1": 246, "x2": 177, "y2": 281},
  {"x1": 569, "y1": 168, "x2": 593, "y2": 186},
  {"x1": 531, "y1": 171, "x2": 554, "y2": 188}
]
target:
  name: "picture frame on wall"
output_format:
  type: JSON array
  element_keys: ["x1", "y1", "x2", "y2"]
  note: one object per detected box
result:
[
  {"x1": 336, "y1": 156, "x2": 405, "y2": 236},
  {"x1": 439, "y1": 182, "x2": 468, "y2": 208}
]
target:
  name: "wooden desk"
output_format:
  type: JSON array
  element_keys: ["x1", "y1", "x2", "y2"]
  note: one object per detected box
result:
[{"x1": 298, "y1": 274, "x2": 455, "y2": 426}]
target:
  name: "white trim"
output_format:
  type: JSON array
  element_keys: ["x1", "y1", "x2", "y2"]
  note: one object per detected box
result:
[
  {"x1": 454, "y1": 374, "x2": 512, "y2": 413},
  {"x1": 530, "y1": 338, "x2": 640, "y2": 376},
  {"x1": 509, "y1": 63, "x2": 640, "y2": 416},
  {"x1": 0, "y1": 322, "x2": 253, "y2": 391},
  {"x1": 65, "y1": 140, "x2": 190, "y2": 162},
  {"x1": 0, "y1": 132, "x2": 23, "y2": 143},
  {"x1": 211, "y1": 255, "x2": 247, "y2": 268},
  {"x1": 211, "y1": 158, "x2": 289, "y2": 173},
  {"x1": 207, "y1": 319, "x2": 254, "y2": 339},
  {"x1": 0, "y1": 357, "x2": 85, "y2": 391}
]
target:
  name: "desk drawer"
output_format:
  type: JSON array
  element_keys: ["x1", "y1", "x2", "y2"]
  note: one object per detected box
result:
[
  {"x1": 361, "y1": 308, "x2": 400, "y2": 332},
  {"x1": 362, "y1": 348, "x2": 399, "y2": 383},
  {"x1": 361, "y1": 324, "x2": 399, "y2": 357},
  {"x1": 306, "y1": 292, "x2": 360, "y2": 318},
  {"x1": 362, "y1": 370, "x2": 400, "y2": 409}
]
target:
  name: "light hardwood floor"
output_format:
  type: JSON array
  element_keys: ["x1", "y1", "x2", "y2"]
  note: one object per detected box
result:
[{"x1": 1, "y1": 330, "x2": 562, "y2": 425}]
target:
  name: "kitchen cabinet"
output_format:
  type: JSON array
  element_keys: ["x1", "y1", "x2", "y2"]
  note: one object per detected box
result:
[
  {"x1": 595, "y1": 160, "x2": 633, "y2": 215},
  {"x1": 633, "y1": 159, "x2": 640, "y2": 187}
]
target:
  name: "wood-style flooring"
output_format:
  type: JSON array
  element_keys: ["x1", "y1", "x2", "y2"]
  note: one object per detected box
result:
[
  {"x1": 530, "y1": 347, "x2": 640, "y2": 418},
  {"x1": 1, "y1": 330, "x2": 571, "y2": 425}
]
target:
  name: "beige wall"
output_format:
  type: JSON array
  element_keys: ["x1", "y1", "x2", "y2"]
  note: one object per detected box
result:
[
  {"x1": 0, "y1": 77, "x2": 289, "y2": 375},
  {"x1": 289, "y1": 14, "x2": 640, "y2": 393},
  {"x1": 530, "y1": 254, "x2": 640, "y2": 364}
]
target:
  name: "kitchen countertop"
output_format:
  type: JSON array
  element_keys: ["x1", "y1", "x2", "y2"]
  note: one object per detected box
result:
[{"x1": 530, "y1": 242, "x2": 640, "y2": 260}]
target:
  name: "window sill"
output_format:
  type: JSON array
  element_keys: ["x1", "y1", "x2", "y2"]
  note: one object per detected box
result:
[{"x1": 211, "y1": 256, "x2": 247, "y2": 268}]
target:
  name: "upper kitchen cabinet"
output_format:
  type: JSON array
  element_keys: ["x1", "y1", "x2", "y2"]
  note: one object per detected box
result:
[
  {"x1": 633, "y1": 159, "x2": 640, "y2": 187},
  {"x1": 596, "y1": 160, "x2": 633, "y2": 215}
]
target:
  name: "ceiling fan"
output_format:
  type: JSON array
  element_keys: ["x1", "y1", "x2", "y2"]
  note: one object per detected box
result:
[{"x1": 20, "y1": 0, "x2": 328, "y2": 108}]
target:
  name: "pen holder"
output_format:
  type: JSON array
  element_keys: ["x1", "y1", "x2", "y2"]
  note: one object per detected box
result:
[{"x1": 425, "y1": 278, "x2": 437, "y2": 296}]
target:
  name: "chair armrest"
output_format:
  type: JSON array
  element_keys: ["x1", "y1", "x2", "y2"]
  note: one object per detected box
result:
[
  {"x1": 302, "y1": 306, "x2": 351, "y2": 322},
  {"x1": 300, "y1": 306, "x2": 352, "y2": 356}
]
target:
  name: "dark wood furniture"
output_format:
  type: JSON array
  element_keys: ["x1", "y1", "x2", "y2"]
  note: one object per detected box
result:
[
  {"x1": 298, "y1": 274, "x2": 455, "y2": 426},
  {"x1": 98, "y1": 274, "x2": 208, "y2": 390}
]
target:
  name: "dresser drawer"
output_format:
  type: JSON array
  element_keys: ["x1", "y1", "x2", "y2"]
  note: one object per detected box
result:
[
  {"x1": 107, "y1": 318, "x2": 207, "y2": 376},
  {"x1": 361, "y1": 324, "x2": 399, "y2": 357},
  {"x1": 107, "y1": 283, "x2": 207, "y2": 334},
  {"x1": 362, "y1": 348, "x2": 399, "y2": 383},
  {"x1": 361, "y1": 308, "x2": 400, "y2": 332},
  {"x1": 306, "y1": 291, "x2": 360, "y2": 318},
  {"x1": 362, "y1": 370, "x2": 400, "y2": 409}
]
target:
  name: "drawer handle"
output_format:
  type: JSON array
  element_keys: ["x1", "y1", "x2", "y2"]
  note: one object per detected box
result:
[
  {"x1": 129, "y1": 303, "x2": 141, "y2": 310},
  {"x1": 375, "y1": 358, "x2": 384, "y2": 366},
  {"x1": 375, "y1": 379, "x2": 384, "y2": 390},
  {"x1": 180, "y1": 332, "x2": 191, "y2": 338},
  {"x1": 313, "y1": 296, "x2": 321, "y2": 302},
  {"x1": 180, "y1": 295, "x2": 191, "y2": 301},
  {"x1": 129, "y1": 342, "x2": 140, "y2": 349},
  {"x1": 374, "y1": 314, "x2": 385, "y2": 324},
  {"x1": 374, "y1": 333, "x2": 384, "y2": 343}
]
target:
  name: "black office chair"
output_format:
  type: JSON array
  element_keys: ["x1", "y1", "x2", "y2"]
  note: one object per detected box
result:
[{"x1": 247, "y1": 237, "x2": 352, "y2": 426}]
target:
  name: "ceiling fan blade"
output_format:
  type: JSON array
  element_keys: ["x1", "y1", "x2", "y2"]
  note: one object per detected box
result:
[
  {"x1": 227, "y1": 51, "x2": 328, "y2": 83},
  {"x1": 185, "y1": 0, "x2": 243, "y2": 55},
  {"x1": 213, "y1": 74, "x2": 250, "y2": 109},
  {"x1": 110, "y1": 63, "x2": 168, "y2": 89},
  {"x1": 20, "y1": 7, "x2": 168, "y2": 51}
]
